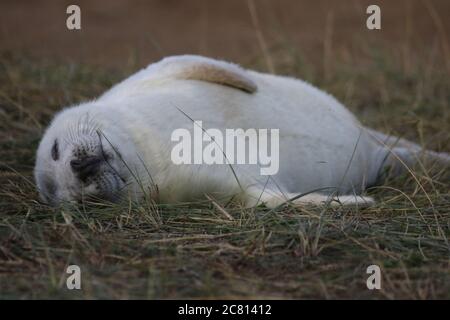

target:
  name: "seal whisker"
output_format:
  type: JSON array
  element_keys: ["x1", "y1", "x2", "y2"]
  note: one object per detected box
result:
[{"x1": 97, "y1": 131, "x2": 126, "y2": 184}]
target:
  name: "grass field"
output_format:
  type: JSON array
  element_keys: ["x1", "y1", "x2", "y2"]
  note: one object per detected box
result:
[{"x1": 0, "y1": 42, "x2": 449, "y2": 299}]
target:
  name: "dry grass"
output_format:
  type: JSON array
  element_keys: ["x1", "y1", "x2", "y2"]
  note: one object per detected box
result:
[{"x1": 0, "y1": 43, "x2": 449, "y2": 299}]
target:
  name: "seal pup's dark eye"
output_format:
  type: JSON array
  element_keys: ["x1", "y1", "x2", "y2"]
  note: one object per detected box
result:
[{"x1": 51, "y1": 139, "x2": 59, "y2": 161}]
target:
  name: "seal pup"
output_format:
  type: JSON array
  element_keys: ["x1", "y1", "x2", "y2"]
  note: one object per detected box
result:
[{"x1": 34, "y1": 55, "x2": 449, "y2": 207}]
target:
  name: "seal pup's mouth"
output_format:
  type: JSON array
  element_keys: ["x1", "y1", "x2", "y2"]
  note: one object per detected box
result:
[{"x1": 77, "y1": 170, "x2": 127, "y2": 204}]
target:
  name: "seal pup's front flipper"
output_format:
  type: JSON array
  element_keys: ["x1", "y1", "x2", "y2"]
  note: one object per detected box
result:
[
  {"x1": 152, "y1": 55, "x2": 257, "y2": 93},
  {"x1": 101, "y1": 55, "x2": 257, "y2": 100}
]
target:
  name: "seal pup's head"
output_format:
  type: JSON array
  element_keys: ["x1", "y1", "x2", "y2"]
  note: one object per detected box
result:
[{"x1": 34, "y1": 104, "x2": 136, "y2": 206}]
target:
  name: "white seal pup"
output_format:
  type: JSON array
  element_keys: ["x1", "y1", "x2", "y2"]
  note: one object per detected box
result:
[{"x1": 34, "y1": 55, "x2": 449, "y2": 207}]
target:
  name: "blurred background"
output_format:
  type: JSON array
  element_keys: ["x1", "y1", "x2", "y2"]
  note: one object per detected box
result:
[{"x1": 1, "y1": 0, "x2": 449, "y2": 71}]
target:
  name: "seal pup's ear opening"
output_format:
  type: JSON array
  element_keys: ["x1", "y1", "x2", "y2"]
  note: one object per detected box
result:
[{"x1": 155, "y1": 55, "x2": 258, "y2": 93}]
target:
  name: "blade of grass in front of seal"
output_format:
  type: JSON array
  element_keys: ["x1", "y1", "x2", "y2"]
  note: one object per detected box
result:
[{"x1": 173, "y1": 103, "x2": 244, "y2": 193}]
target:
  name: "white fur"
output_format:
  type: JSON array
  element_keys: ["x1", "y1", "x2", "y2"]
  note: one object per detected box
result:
[{"x1": 34, "y1": 55, "x2": 449, "y2": 208}]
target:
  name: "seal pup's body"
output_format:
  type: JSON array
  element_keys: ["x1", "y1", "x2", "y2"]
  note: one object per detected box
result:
[{"x1": 34, "y1": 55, "x2": 449, "y2": 207}]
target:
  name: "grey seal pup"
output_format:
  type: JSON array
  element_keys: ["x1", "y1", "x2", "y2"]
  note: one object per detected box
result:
[{"x1": 34, "y1": 55, "x2": 449, "y2": 207}]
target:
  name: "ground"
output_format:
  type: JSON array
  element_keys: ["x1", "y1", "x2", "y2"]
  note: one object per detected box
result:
[{"x1": 0, "y1": 0, "x2": 449, "y2": 299}]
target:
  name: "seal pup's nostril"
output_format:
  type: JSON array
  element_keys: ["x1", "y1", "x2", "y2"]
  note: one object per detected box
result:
[{"x1": 70, "y1": 156, "x2": 103, "y2": 182}]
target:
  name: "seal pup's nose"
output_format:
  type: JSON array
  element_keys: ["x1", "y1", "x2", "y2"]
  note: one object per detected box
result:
[{"x1": 70, "y1": 156, "x2": 103, "y2": 181}]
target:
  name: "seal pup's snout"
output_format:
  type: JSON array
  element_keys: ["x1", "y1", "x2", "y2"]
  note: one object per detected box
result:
[
  {"x1": 70, "y1": 155, "x2": 103, "y2": 182},
  {"x1": 66, "y1": 136, "x2": 127, "y2": 204}
]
